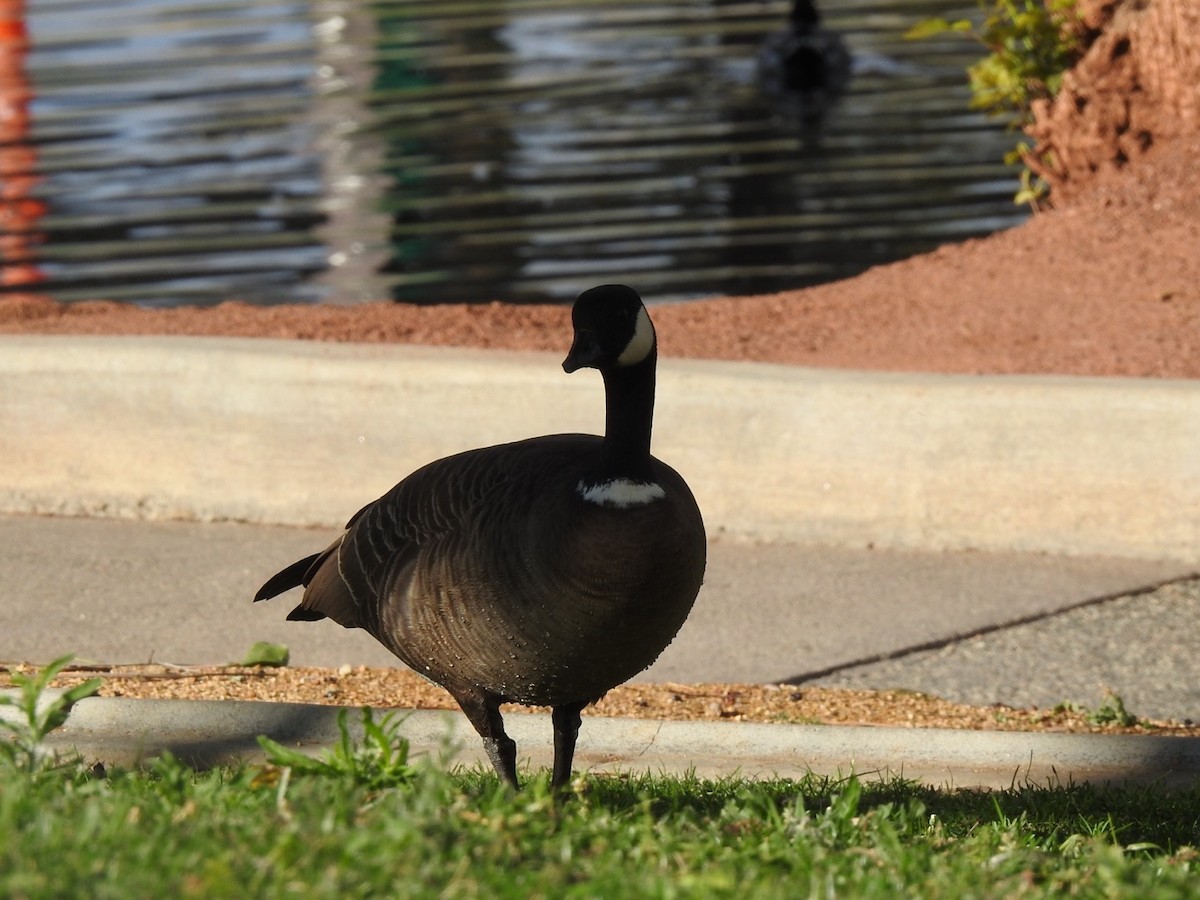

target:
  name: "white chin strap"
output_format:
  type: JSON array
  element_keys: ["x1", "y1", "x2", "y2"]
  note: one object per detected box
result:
[{"x1": 616, "y1": 307, "x2": 655, "y2": 367}]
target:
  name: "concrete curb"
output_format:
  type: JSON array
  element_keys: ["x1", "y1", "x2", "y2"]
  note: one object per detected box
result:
[
  {"x1": 15, "y1": 695, "x2": 1200, "y2": 790},
  {"x1": 2, "y1": 335, "x2": 1198, "y2": 560}
]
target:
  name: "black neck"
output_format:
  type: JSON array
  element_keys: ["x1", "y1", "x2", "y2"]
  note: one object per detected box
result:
[{"x1": 598, "y1": 348, "x2": 657, "y2": 481}]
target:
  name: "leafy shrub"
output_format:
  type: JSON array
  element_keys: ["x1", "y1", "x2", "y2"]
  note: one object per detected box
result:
[{"x1": 908, "y1": 0, "x2": 1082, "y2": 204}]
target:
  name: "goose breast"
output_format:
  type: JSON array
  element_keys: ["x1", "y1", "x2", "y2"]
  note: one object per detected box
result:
[{"x1": 350, "y1": 435, "x2": 705, "y2": 706}]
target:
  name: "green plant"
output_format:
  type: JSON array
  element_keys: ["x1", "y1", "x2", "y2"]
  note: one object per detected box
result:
[
  {"x1": 257, "y1": 706, "x2": 416, "y2": 790},
  {"x1": 0, "y1": 655, "x2": 102, "y2": 774},
  {"x1": 1054, "y1": 692, "x2": 1141, "y2": 728},
  {"x1": 237, "y1": 641, "x2": 290, "y2": 667},
  {"x1": 1087, "y1": 692, "x2": 1139, "y2": 728},
  {"x1": 908, "y1": 0, "x2": 1082, "y2": 205}
]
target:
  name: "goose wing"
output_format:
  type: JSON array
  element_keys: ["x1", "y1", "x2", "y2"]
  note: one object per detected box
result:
[{"x1": 259, "y1": 435, "x2": 595, "y2": 632}]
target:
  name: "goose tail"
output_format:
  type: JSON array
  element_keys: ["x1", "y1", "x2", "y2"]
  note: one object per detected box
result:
[
  {"x1": 253, "y1": 553, "x2": 321, "y2": 603},
  {"x1": 254, "y1": 536, "x2": 362, "y2": 628}
]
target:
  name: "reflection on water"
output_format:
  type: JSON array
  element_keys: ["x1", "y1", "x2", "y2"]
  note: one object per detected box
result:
[{"x1": 1, "y1": 0, "x2": 1027, "y2": 307}]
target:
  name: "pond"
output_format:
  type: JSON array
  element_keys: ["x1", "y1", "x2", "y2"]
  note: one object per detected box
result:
[{"x1": 3, "y1": 0, "x2": 1026, "y2": 307}]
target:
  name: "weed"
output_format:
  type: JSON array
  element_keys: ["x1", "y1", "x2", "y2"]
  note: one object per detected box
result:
[
  {"x1": 0, "y1": 655, "x2": 102, "y2": 774},
  {"x1": 257, "y1": 706, "x2": 416, "y2": 790},
  {"x1": 1053, "y1": 692, "x2": 1141, "y2": 728},
  {"x1": 1087, "y1": 692, "x2": 1139, "y2": 728}
]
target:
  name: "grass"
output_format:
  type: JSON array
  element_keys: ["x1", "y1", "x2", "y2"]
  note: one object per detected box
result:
[
  {"x1": 2, "y1": 765, "x2": 1199, "y2": 899},
  {"x1": 2, "y1": 750, "x2": 1199, "y2": 897},
  {"x1": 4, "y1": 663, "x2": 1199, "y2": 897}
]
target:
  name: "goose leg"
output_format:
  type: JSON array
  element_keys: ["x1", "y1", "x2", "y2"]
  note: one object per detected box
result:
[
  {"x1": 452, "y1": 689, "x2": 519, "y2": 789},
  {"x1": 551, "y1": 701, "x2": 588, "y2": 791}
]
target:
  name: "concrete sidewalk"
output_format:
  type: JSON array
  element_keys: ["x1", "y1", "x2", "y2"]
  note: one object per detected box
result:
[{"x1": 2, "y1": 514, "x2": 1195, "y2": 720}]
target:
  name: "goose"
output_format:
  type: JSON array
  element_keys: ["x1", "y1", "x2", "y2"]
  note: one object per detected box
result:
[
  {"x1": 758, "y1": 0, "x2": 852, "y2": 124},
  {"x1": 254, "y1": 284, "x2": 706, "y2": 790}
]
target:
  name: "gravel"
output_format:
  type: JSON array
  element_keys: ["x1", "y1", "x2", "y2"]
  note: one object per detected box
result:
[{"x1": 10, "y1": 662, "x2": 1200, "y2": 738}]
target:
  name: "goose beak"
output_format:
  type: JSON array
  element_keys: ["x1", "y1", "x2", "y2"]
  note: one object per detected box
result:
[{"x1": 563, "y1": 329, "x2": 602, "y2": 373}]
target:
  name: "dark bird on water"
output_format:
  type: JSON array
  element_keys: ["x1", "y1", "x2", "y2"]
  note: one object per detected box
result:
[
  {"x1": 758, "y1": 0, "x2": 852, "y2": 124},
  {"x1": 254, "y1": 284, "x2": 706, "y2": 790}
]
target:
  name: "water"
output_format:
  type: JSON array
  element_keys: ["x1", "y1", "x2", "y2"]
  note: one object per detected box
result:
[
  {"x1": 10, "y1": 0, "x2": 326, "y2": 305},
  {"x1": 2, "y1": 0, "x2": 1026, "y2": 307}
]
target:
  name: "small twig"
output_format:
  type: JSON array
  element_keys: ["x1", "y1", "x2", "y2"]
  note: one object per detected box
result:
[
  {"x1": 656, "y1": 683, "x2": 728, "y2": 699},
  {"x1": 3, "y1": 662, "x2": 279, "y2": 682},
  {"x1": 86, "y1": 670, "x2": 276, "y2": 682},
  {"x1": 3, "y1": 661, "x2": 220, "y2": 674}
]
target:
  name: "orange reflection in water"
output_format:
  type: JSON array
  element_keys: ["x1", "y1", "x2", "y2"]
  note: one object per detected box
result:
[{"x1": 0, "y1": 0, "x2": 46, "y2": 289}]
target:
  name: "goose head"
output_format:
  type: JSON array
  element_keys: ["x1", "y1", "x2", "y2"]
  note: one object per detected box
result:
[
  {"x1": 562, "y1": 284, "x2": 655, "y2": 374},
  {"x1": 789, "y1": 0, "x2": 820, "y2": 32}
]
